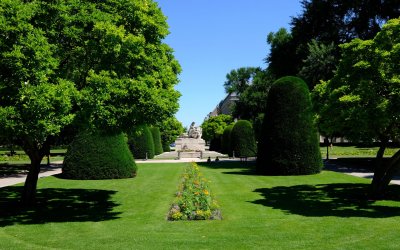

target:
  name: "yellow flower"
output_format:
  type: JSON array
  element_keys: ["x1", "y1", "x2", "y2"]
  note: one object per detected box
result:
[{"x1": 203, "y1": 189, "x2": 209, "y2": 195}]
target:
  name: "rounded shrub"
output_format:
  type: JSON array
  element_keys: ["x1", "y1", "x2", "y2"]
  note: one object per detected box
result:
[
  {"x1": 63, "y1": 131, "x2": 137, "y2": 180},
  {"x1": 231, "y1": 120, "x2": 257, "y2": 158},
  {"x1": 221, "y1": 124, "x2": 234, "y2": 156},
  {"x1": 150, "y1": 126, "x2": 163, "y2": 155},
  {"x1": 128, "y1": 125, "x2": 155, "y2": 159},
  {"x1": 256, "y1": 76, "x2": 322, "y2": 175}
]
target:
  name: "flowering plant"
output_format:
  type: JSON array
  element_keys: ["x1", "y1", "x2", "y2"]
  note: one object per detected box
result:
[{"x1": 168, "y1": 162, "x2": 221, "y2": 220}]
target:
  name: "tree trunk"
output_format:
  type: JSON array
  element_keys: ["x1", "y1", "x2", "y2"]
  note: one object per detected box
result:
[
  {"x1": 370, "y1": 138, "x2": 400, "y2": 198},
  {"x1": 21, "y1": 140, "x2": 48, "y2": 206},
  {"x1": 370, "y1": 138, "x2": 388, "y2": 198},
  {"x1": 21, "y1": 155, "x2": 43, "y2": 205}
]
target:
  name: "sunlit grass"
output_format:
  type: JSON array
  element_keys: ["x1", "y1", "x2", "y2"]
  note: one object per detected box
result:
[{"x1": 1, "y1": 162, "x2": 400, "y2": 249}]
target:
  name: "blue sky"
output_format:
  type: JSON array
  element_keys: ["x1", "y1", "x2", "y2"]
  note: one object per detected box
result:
[{"x1": 156, "y1": 1, "x2": 303, "y2": 128}]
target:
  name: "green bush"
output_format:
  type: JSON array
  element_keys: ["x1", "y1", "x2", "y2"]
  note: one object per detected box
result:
[
  {"x1": 150, "y1": 126, "x2": 163, "y2": 155},
  {"x1": 63, "y1": 131, "x2": 137, "y2": 180},
  {"x1": 221, "y1": 124, "x2": 234, "y2": 156},
  {"x1": 257, "y1": 76, "x2": 322, "y2": 175},
  {"x1": 231, "y1": 120, "x2": 257, "y2": 158},
  {"x1": 128, "y1": 125, "x2": 155, "y2": 159}
]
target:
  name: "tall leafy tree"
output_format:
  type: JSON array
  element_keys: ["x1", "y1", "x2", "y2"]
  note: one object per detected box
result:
[
  {"x1": 201, "y1": 114, "x2": 233, "y2": 151},
  {"x1": 232, "y1": 69, "x2": 275, "y2": 121},
  {"x1": 158, "y1": 117, "x2": 184, "y2": 151},
  {"x1": 299, "y1": 40, "x2": 337, "y2": 89},
  {"x1": 313, "y1": 18, "x2": 400, "y2": 197},
  {"x1": 291, "y1": 0, "x2": 400, "y2": 86},
  {"x1": 0, "y1": 0, "x2": 181, "y2": 204},
  {"x1": 265, "y1": 28, "x2": 299, "y2": 78},
  {"x1": 224, "y1": 67, "x2": 262, "y2": 94}
]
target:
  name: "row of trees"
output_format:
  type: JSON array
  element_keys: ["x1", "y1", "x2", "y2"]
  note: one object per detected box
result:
[
  {"x1": 220, "y1": 0, "x2": 400, "y2": 197},
  {"x1": 0, "y1": 0, "x2": 182, "y2": 204}
]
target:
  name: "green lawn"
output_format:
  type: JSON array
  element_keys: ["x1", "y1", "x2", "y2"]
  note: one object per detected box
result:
[
  {"x1": 1, "y1": 162, "x2": 400, "y2": 249},
  {"x1": 320, "y1": 145, "x2": 399, "y2": 158}
]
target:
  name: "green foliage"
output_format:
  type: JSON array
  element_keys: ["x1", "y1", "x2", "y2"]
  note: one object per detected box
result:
[
  {"x1": 128, "y1": 125, "x2": 155, "y2": 159},
  {"x1": 221, "y1": 124, "x2": 234, "y2": 156},
  {"x1": 232, "y1": 69, "x2": 275, "y2": 122},
  {"x1": 224, "y1": 67, "x2": 262, "y2": 94},
  {"x1": 201, "y1": 114, "x2": 233, "y2": 152},
  {"x1": 299, "y1": 39, "x2": 337, "y2": 89},
  {"x1": 158, "y1": 116, "x2": 184, "y2": 151},
  {"x1": 265, "y1": 28, "x2": 298, "y2": 77},
  {"x1": 201, "y1": 114, "x2": 233, "y2": 142},
  {"x1": 0, "y1": 0, "x2": 181, "y2": 202},
  {"x1": 150, "y1": 127, "x2": 163, "y2": 155},
  {"x1": 313, "y1": 18, "x2": 400, "y2": 143},
  {"x1": 257, "y1": 76, "x2": 322, "y2": 175},
  {"x1": 312, "y1": 18, "x2": 400, "y2": 195},
  {"x1": 168, "y1": 162, "x2": 221, "y2": 220},
  {"x1": 231, "y1": 120, "x2": 257, "y2": 158},
  {"x1": 63, "y1": 132, "x2": 137, "y2": 180}
]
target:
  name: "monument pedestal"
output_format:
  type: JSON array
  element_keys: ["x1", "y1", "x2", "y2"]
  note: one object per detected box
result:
[{"x1": 175, "y1": 138, "x2": 205, "y2": 152}]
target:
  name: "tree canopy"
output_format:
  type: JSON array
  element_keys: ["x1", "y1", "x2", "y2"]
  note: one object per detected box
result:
[
  {"x1": 201, "y1": 115, "x2": 233, "y2": 142},
  {"x1": 0, "y1": 0, "x2": 181, "y2": 204},
  {"x1": 312, "y1": 18, "x2": 400, "y2": 196}
]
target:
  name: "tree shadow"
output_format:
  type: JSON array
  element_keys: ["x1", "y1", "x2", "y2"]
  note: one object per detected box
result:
[
  {"x1": 0, "y1": 186, "x2": 120, "y2": 227},
  {"x1": 251, "y1": 183, "x2": 400, "y2": 218},
  {"x1": 198, "y1": 161, "x2": 258, "y2": 175}
]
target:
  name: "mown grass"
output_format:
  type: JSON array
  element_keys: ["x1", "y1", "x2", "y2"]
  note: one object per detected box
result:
[
  {"x1": 320, "y1": 145, "x2": 399, "y2": 158},
  {"x1": 1, "y1": 162, "x2": 400, "y2": 249}
]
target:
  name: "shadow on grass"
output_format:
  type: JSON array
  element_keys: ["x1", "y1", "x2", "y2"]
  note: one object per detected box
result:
[
  {"x1": 0, "y1": 163, "x2": 29, "y2": 177},
  {"x1": 198, "y1": 161, "x2": 258, "y2": 175},
  {"x1": 252, "y1": 183, "x2": 400, "y2": 218},
  {"x1": 0, "y1": 186, "x2": 120, "y2": 227}
]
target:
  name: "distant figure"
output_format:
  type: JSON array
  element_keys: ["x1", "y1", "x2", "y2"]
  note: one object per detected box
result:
[
  {"x1": 215, "y1": 156, "x2": 220, "y2": 162},
  {"x1": 207, "y1": 156, "x2": 211, "y2": 163}
]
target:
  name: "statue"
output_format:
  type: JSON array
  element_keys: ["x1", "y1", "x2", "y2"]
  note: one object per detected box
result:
[{"x1": 188, "y1": 122, "x2": 202, "y2": 139}]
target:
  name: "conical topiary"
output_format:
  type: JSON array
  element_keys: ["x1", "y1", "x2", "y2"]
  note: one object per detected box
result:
[
  {"x1": 150, "y1": 126, "x2": 163, "y2": 155},
  {"x1": 231, "y1": 120, "x2": 257, "y2": 158},
  {"x1": 128, "y1": 125, "x2": 155, "y2": 159},
  {"x1": 63, "y1": 131, "x2": 137, "y2": 179},
  {"x1": 221, "y1": 124, "x2": 234, "y2": 156},
  {"x1": 257, "y1": 76, "x2": 322, "y2": 175}
]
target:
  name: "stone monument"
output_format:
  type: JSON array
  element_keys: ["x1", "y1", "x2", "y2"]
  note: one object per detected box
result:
[{"x1": 175, "y1": 122, "x2": 205, "y2": 157}]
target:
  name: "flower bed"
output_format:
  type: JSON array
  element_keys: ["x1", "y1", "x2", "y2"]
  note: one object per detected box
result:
[{"x1": 168, "y1": 162, "x2": 222, "y2": 220}]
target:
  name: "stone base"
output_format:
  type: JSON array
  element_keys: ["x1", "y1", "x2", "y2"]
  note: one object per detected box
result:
[{"x1": 175, "y1": 138, "x2": 206, "y2": 152}]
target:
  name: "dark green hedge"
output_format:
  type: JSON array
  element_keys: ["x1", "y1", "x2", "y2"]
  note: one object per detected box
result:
[
  {"x1": 257, "y1": 76, "x2": 322, "y2": 175},
  {"x1": 62, "y1": 131, "x2": 137, "y2": 180},
  {"x1": 231, "y1": 120, "x2": 257, "y2": 158},
  {"x1": 221, "y1": 124, "x2": 234, "y2": 156},
  {"x1": 128, "y1": 125, "x2": 155, "y2": 159},
  {"x1": 162, "y1": 141, "x2": 171, "y2": 152},
  {"x1": 150, "y1": 126, "x2": 163, "y2": 155}
]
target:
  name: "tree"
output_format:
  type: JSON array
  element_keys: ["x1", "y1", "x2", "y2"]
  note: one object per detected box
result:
[
  {"x1": 291, "y1": 0, "x2": 400, "y2": 86},
  {"x1": 313, "y1": 18, "x2": 400, "y2": 197},
  {"x1": 201, "y1": 115, "x2": 233, "y2": 151},
  {"x1": 231, "y1": 120, "x2": 257, "y2": 158},
  {"x1": 257, "y1": 76, "x2": 322, "y2": 175},
  {"x1": 224, "y1": 67, "x2": 262, "y2": 94},
  {"x1": 0, "y1": 0, "x2": 180, "y2": 204},
  {"x1": 299, "y1": 40, "x2": 337, "y2": 89},
  {"x1": 159, "y1": 117, "x2": 184, "y2": 152},
  {"x1": 265, "y1": 28, "x2": 299, "y2": 78},
  {"x1": 232, "y1": 69, "x2": 275, "y2": 121}
]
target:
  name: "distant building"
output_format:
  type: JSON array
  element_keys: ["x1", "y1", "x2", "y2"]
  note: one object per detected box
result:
[{"x1": 206, "y1": 92, "x2": 239, "y2": 120}]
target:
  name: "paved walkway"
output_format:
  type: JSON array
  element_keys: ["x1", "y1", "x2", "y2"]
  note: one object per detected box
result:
[{"x1": 1, "y1": 158, "x2": 399, "y2": 188}]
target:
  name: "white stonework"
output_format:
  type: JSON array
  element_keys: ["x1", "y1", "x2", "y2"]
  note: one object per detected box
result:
[{"x1": 175, "y1": 138, "x2": 206, "y2": 152}]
